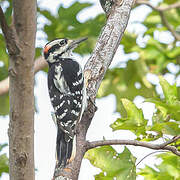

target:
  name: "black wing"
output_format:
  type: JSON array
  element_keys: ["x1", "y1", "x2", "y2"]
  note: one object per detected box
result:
[{"x1": 48, "y1": 58, "x2": 84, "y2": 139}]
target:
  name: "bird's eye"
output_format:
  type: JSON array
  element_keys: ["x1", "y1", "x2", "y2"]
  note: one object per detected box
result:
[{"x1": 59, "y1": 39, "x2": 67, "y2": 46}]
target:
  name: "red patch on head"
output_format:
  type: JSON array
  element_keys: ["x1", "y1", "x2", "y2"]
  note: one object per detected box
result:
[{"x1": 44, "y1": 45, "x2": 50, "y2": 54}]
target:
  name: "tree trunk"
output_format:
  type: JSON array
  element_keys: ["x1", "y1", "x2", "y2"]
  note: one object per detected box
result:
[{"x1": 8, "y1": 0, "x2": 36, "y2": 179}]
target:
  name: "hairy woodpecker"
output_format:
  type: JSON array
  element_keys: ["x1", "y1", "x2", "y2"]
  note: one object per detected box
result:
[
  {"x1": 100, "y1": 0, "x2": 114, "y2": 16},
  {"x1": 43, "y1": 37, "x2": 88, "y2": 171}
]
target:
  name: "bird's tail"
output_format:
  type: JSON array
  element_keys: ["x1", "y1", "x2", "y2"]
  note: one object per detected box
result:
[{"x1": 55, "y1": 127, "x2": 76, "y2": 169}]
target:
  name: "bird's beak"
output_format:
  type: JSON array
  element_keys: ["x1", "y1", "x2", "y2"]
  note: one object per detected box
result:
[
  {"x1": 68, "y1": 37, "x2": 88, "y2": 50},
  {"x1": 72, "y1": 37, "x2": 88, "y2": 45}
]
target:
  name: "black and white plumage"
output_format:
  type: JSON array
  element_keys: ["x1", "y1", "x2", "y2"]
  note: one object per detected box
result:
[
  {"x1": 100, "y1": 0, "x2": 114, "y2": 16},
  {"x1": 43, "y1": 38, "x2": 87, "y2": 171}
]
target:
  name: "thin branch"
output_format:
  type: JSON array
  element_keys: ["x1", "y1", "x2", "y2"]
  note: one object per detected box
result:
[
  {"x1": 136, "y1": 150, "x2": 168, "y2": 166},
  {"x1": 0, "y1": 6, "x2": 20, "y2": 55},
  {"x1": 0, "y1": 56, "x2": 48, "y2": 96},
  {"x1": 160, "y1": 135, "x2": 180, "y2": 147},
  {"x1": 136, "y1": 0, "x2": 159, "y2": 11},
  {"x1": 33, "y1": 56, "x2": 48, "y2": 73},
  {"x1": 136, "y1": 1, "x2": 180, "y2": 41},
  {"x1": 86, "y1": 135, "x2": 180, "y2": 157},
  {"x1": 159, "y1": 11, "x2": 180, "y2": 41},
  {"x1": 0, "y1": 6, "x2": 11, "y2": 40},
  {"x1": 159, "y1": 2, "x2": 180, "y2": 11},
  {"x1": 136, "y1": 1, "x2": 180, "y2": 11}
]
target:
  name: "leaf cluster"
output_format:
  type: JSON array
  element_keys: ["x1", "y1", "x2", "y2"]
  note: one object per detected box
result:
[{"x1": 0, "y1": 143, "x2": 9, "y2": 177}]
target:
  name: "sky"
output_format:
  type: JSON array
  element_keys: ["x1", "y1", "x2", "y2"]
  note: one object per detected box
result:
[{"x1": 0, "y1": 0, "x2": 178, "y2": 179}]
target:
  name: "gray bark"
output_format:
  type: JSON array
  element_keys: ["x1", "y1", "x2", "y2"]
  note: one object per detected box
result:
[{"x1": 0, "y1": 0, "x2": 36, "y2": 179}]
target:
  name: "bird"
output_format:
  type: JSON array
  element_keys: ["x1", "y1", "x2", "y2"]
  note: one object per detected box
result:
[
  {"x1": 43, "y1": 37, "x2": 88, "y2": 174},
  {"x1": 100, "y1": 0, "x2": 114, "y2": 16}
]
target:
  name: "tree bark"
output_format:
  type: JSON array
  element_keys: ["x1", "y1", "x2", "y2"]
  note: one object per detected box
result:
[
  {"x1": 7, "y1": 0, "x2": 36, "y2": 180},
  {"x1": 54, "y1": 0, "x2": 135, "y2": 179}
]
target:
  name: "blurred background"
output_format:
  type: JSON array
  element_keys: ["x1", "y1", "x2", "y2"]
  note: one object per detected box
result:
[{"x1": 0, "y1": 0, "x2": 180, "y2": 179}]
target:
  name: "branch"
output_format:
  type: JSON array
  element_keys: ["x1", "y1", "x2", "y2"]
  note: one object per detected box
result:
[
  {"x1": 0, "y1": 6, "x2": 20, "y2": 55},
  {"x1": 0, "y1": 56, "x2": 48, "y2": 96},
  {"x1": 136, "y1": 150, "x2": 168, "y2": 166},
  {"x1": 0, "y1": 6, "x2": 10, "y2": 36},
  {"x1": 159, "y1": 11, "x2": 180, "y2": 41},
  {"x1": 159, "y1": 2, "x2": 180, "y2": 11},
  {"x1": 136, "y1": 1, "x2": 180, "y2": 11},
  {"x1": 54, "y1": 0, "x2": 135, "y2": 179},
  {"x1": 84, "y1": 0, "x2": 134, "y2": 98},
  {"x1": 136, "y1": 1, "x2": 180, "y2": 41},
  {"x1": 136, "y1": 0, "x2": 159, "y2": 11},
  {"x1": 86, "y1": 135, "x2": 180, "y2": 156}
]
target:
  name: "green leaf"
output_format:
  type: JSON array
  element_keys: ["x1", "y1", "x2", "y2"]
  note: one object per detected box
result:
[
  {"x1": 85, "y1": 146, "x2": 136, "y2": 180},
  {"x1": 0, "y1": 154, "x2": 9, "y2": 176},
  {"x1": 4, "y1": 0, "x2": 12, "y2": 25},
  {"x1": 121, "y1": 99, "x2": 144, "y2": 125},
  {"x1": 121, "y1": 32, "x2": 137, "y2": 53},
  {"x1": 145, "y1": 76, "x2": 180, "y2": 123},
  {"x1": 0, "y1": 94, "x2": 9, "y2": 115},
  {"x1": 110, "y1": 99, "x2": 148, "y2": 136},
  {"x1": 0, "y1": 144, "x2": 9, "y2": 177},
  {"x1": 164, "y1": 9, "x2": 180, "y2": 28},
  {"x1": 159, "y1": 76, "x2": 178, "y2": 104},
  {"x1": 143, "y1": 11, "x2": 161, "y2": 30},
  {"x1": 164, "y1": 0, "x2": 177, "y2": 4},
  {"x1": 166, "y1": 46, "x2": 180, "y2": 59},
  {"x1": 58, "y1": 2, "x2": 92, "y2": 22},
  {"x1": 150, "y1": 121, "x2": 180, "y2": 136},
  {"x1": 98, "y1": 60, "x2": 156, "y2": 117},
  {"x1": 146, "y1": 98, "x2": 180, "y2": 121},
  {"x1": 40, "y1": 2, "x2": 105, "y2": 55}
]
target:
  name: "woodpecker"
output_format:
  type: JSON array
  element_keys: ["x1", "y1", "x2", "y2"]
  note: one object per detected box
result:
[
  {"x1": 100, "y1": 0, "x2": 114, "y2": 16},
  {"x1": 43, "y1": 37, "x2": 88, "y2": 172}
]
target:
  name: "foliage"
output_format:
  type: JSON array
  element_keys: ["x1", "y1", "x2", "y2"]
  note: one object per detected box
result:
[
  {"x1": 96, "y1": 0, "x2": 180, "y2": 179},
  {"x1": 0, "y1": 1, "x2": 105, "y2": 116},
  {"x1": 138, "y1": 152, "x2": 180, "y2": 180},
  {"x1": 0, "y1": 0, "x2": 180, "y2": 179},
  {"x1": 85, "y1": 146, "x2": 136, "y2": 180},
  {"x1": 97, "y1": 59, "x2": 156, "y2": 116},
  {"x1": 0, "y1": 144, "x2": 9, "y2": 177},
  {"x1": 110, "y1": 76, "x2": 180, "y2": 141},
  {"x1": 39, "y1": 1, "x2": 105, "y2": 55}
]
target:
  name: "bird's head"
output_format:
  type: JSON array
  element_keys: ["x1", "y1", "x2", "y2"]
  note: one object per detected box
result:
[{"x1": 43, "y1": 37, "x2": 87, "y2": 64}]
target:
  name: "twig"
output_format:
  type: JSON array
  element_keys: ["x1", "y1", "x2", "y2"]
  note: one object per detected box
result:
[
  {"x1": 159, "y1": 2, "x2": 180, "y2": 11},
  {"x1": 0, "y1": 6, "x2": 11, "y2": 40},
  {"x1": 0, "y1": 56, "x2": 48, "y2": 96},
  {"x1": 0, "y1": 6, "x2": 20, "y2": 55},
  {"x1": 136, "y1": 150, "x2": 168, "y2": 166},
  {"x1": 86, "y1": 135, "x2": 180, "y2": 157},
  {"x1": 136, "y1": 0, "x2": 159, "y2": 11},
  {"x1": 136, "y1": 1, "x2": 180, "y2": 11},
  {"x1": 136, "y1": 1, "x2": 180, "y2": 41},
  {"x1": 159, "y1": 11, "x2": 180, "y2": 41},
  {"x1": 160, "y1": 135, "x2": 180, "y2": 147}
]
